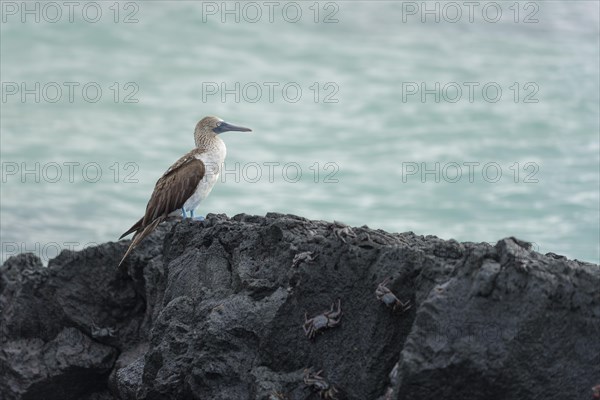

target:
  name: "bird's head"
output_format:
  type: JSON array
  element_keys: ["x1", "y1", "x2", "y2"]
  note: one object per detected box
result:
[{"x1": 195, "y1": 116, "x2": 252, "y2": 138}]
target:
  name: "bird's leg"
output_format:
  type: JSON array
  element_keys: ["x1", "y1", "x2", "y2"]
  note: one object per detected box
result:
[
  {"x1": 190, "y1": 209, "x2": 205, "y2": 221},
  {"x1": 181, "y1": 208, "x2": 188, "y2": 218}
]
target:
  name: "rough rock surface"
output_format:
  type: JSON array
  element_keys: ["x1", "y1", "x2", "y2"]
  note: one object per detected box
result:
[{"x1": 1, "y1": 213, "x2": 598, "y2": 400}]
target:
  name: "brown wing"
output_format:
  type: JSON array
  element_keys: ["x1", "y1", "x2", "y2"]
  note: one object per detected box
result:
[
  {"x1": 119, "y1": 216, "x2": 143, "y2": 239},
  {"x1": 117, "y1": 151, "x2": 205, "y2": 267},
  {"x1": 118, "y1": 218, "x2": 164, "y2": 267},
  {"x1": 118, "y1": 152, "x2": 205, "y2": 239},
  {"x1": 142, "y1": 153, "x2": 205, "y2": 225}
]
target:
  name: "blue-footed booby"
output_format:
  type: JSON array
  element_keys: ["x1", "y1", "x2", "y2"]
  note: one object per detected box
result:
[{"x1": 118, "y1": 116, "x2": 251, "y2": 267}]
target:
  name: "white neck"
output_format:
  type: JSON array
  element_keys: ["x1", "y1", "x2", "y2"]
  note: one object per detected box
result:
[{"x1": 195, "y1": 134, "x2": 226, "y2": 163}]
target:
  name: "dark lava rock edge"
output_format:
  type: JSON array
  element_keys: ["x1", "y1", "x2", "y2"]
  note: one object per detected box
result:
[{"x1": 1, "y1": 213, "x2": 598, "y2": 400}]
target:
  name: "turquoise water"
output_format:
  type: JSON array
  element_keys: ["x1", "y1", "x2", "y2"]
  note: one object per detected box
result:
[{"x1": 1, "y1": 1, "x2": 599, "y2": 264}]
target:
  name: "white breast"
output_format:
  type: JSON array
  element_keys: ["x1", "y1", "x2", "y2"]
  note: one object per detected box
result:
[{"x1": 183, "y1": 139, "x2": 226, "y2": 212}]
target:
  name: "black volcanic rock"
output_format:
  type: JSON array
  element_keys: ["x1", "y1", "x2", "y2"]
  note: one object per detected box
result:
[{"x1": 1, "y1": 213, "x2": 598, "y2": 400}]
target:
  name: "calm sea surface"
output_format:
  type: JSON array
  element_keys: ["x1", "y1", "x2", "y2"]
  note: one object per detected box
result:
[{"x1": 1, "y1": 1, "x2": 599, "y2": 264}]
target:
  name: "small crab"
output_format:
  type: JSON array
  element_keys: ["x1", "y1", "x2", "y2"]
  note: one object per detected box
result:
[
  {"x1": 304, "y1": 369, "x2": 339, "y2": 399},
  {"x1": 376, "y1": 277, "x2": 411, "y2": 313},
  {"x1": 91, "y1": 322, "x2": 116, "y2": 339},
  {"x1": 292, "y1": 251, "x2": 317, "y2": 268},
  {"x1": 303, "y1": 299, "x2": 343, "y2": 339},
  {"x1": 332, "y1": 221, "x2": 356, "y2": 243}
]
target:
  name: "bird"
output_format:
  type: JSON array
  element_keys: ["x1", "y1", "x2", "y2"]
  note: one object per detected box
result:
[{"x1": 118, "y1": 116, "x2": 251, "y2": 267}]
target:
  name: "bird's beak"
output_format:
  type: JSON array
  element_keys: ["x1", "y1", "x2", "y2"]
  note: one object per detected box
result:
[{"x1": 213, "y1": 121, "x2": 252, "y2": 134}]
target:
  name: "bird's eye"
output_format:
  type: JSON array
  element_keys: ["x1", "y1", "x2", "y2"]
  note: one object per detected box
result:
[{"x1": 216, "y1": 122, "x2": 222, "y2": 127}]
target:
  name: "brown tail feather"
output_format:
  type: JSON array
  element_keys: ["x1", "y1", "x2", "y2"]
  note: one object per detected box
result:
[
  {"x1": 118, "y1": 217, "x2": 165, "y2": 267},
  {"x1": 119, "y1": 216, "x2": 144, "y2": 239}
]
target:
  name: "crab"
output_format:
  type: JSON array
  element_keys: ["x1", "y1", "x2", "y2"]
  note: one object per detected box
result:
[
  {"x1": 376, "y1": 277, "x2": 411, "y2": 313},
  {"x1": 303, "y1": 369, "x2": 339, "y2": 399},
  {"x1": 332, "y1": 221, "x2": 356, "y2": 243},
  {"x1": 91, "y1": 323, "x2": 116, "y2": 339},
  {"x1": 303, "y1": 299, "x2": 343, "y2": 339},
  {"x1": 292, "y1": 251, "x2": 317, "y2": 268}
]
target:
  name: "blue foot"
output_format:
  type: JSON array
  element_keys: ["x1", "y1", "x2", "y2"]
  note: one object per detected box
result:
[
  {"x1": 181, "y1": 208, "x2": 188, "y2": 218},
  {"x1": 190, "y1": 210, "x2": 205, "y2": 221}
]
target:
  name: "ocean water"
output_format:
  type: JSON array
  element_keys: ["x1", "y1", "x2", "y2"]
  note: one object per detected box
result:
[{"x1": 1, "y1": 1, "x2": 599, "y2": 264}]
